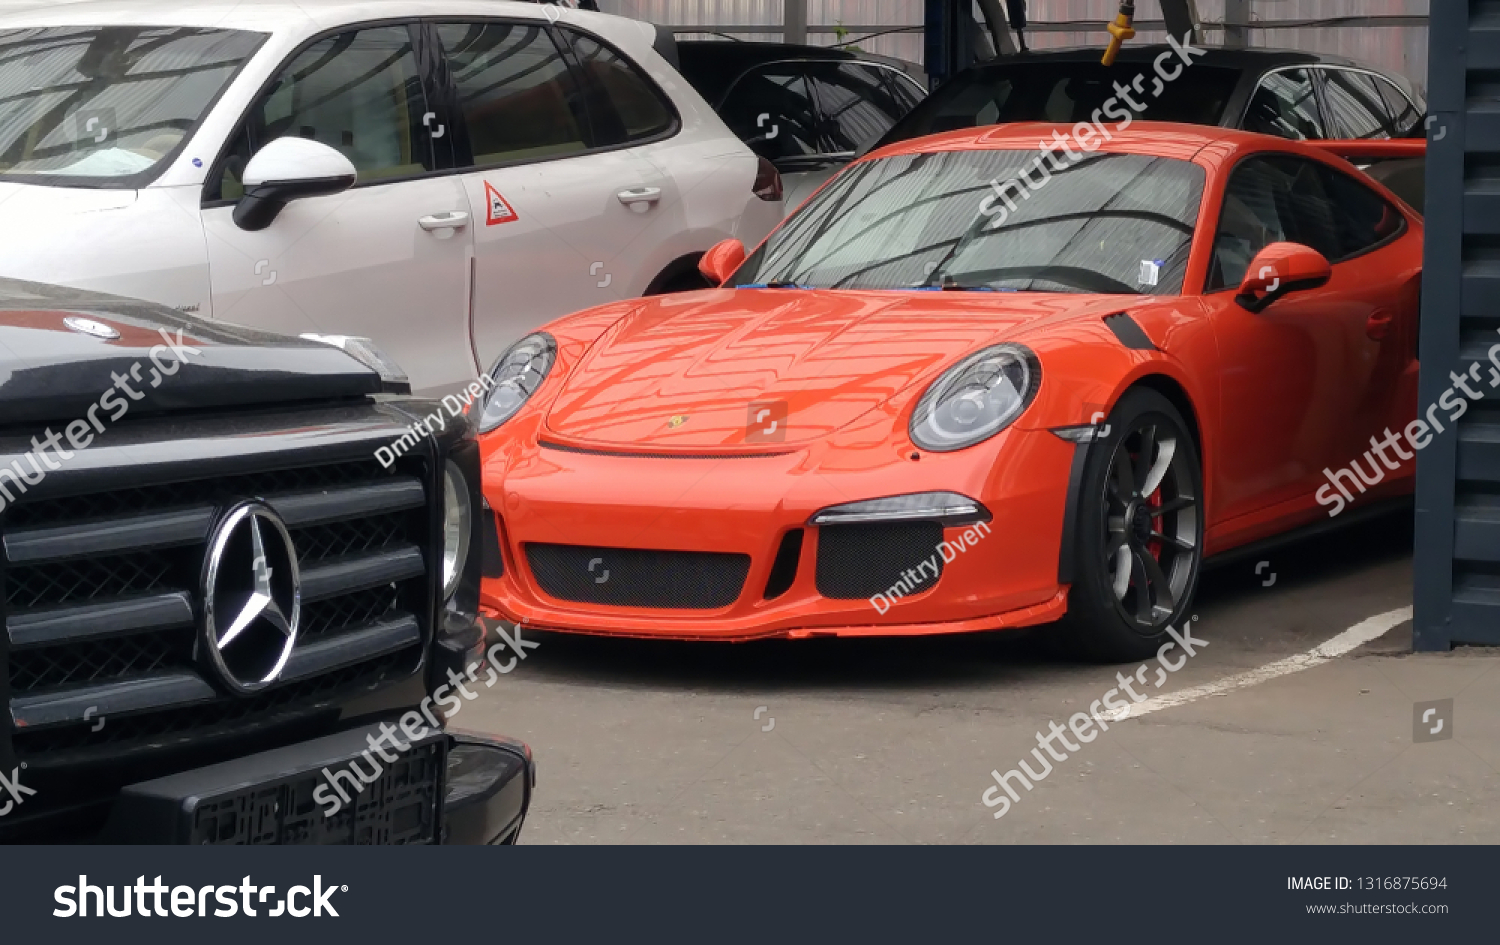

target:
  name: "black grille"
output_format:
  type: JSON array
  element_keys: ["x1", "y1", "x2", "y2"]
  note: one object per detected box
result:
[
  {"x1": 12, "y1": 651, "x2": 411, "y2": 758},
  {"x1": 815, "y1": 521, "x2": 945, "y2": 599},
  {"x1": 3, "y1": 461, "x2": 386, "y2": 530},
  {"x1": 526, "y1": 543, "x2": 749, "y2": 609},
  {"x1": 299, "y1": 585, "x2": 400, "y2": 640},
  {"x1": 2, "y1": 456, "x2": 431, "y2": 754},
  {"x1": 9, "y1": 629, "x2": 193, "y2": 692},
  {"x1": 290, "y1": 513, "x2": 406, "y2": 563},
  {"x1": 6, "y1": 551, "x2": 175, "y2": 610}
]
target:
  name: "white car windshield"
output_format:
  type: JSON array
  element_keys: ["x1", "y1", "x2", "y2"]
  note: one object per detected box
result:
[
  {"x1": 733, "y1": 148, "x2": 1206, "y2": 295},
  {"x1": 0, "y1": 25, "x2": 263, "y2": 185}
]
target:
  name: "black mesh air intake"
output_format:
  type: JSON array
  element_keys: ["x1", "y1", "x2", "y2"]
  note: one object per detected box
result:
[
  {"x1": 815, "y1": 522, "x2": 945, "y2": 599},
  {"x1": 525, "y1": 544, "x2": 750, "y2": 609}
]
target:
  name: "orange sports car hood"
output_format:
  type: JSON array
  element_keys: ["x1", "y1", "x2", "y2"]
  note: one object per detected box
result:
[{"x1": 544, "y1": 288, "x2": 1135, "y2": 450}]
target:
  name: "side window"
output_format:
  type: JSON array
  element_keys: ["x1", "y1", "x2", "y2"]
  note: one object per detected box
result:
[
  {"x1": 1319, "y1": 164, "x2": 1405, "y2": 255},
  {"x1": 217, "y1": 26, "x2": 432, "y2": 196},
  {"x1": 718, "y1": 65, "x2": 821, "y2": 161},
  {"x1": 435, "y1": 22, "x2": 587, "y2": 167},
  {"x1": 1321, "y1": 69, "x2": 1392, "y2": 139},
  {"x1": 1209, "y1": 156, "x2": 1336, "y2": 289},
  {"x1": 1374, "y1": 76, "x2": 1423, "y2": 137},
  {"x1": 1241, "y1": 69, "x2": 1325, "y2": 140},
  {"x1": 805, "y1": 62, "x2": 918, "y2": 153},
  {"x1": 561, "y1": 29, "x2": 674, "y2": 146}
]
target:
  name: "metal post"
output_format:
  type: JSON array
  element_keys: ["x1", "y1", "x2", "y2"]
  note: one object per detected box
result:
[
  {"x1": 1159, "y1": 0, "x2": 1200, "y2": 43},
  {"x1": 1223, "y1": 0, "x2": 1250, "y2": 47},
  {"x1": 783, "y1": 0, "x2": 807, "y2": 45}
]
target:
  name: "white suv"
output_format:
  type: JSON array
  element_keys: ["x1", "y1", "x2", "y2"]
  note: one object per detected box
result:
[{"x1": 0, "y1": 0, "x2": 783, "y2": 394}]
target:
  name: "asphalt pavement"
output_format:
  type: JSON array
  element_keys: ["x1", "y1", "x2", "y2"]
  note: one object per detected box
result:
[{"x1": 460, "y1": 512, "x2": 1500, "y2": 843}]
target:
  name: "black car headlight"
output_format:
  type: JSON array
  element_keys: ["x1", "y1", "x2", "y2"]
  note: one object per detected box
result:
[
  {"x1": 909, "y1": 343, "x2": 1040, "y2": 452},
  {"x1": 441, "y1": 460, "x2": 473, "y2": 600},
  {"x1": 477, "y1": 333, "x2": 557, "y2": 433}
]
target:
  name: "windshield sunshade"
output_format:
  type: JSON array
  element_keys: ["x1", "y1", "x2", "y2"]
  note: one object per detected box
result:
[{"x1": 0, "y1": 26, "x2": 263, "y2": 185}]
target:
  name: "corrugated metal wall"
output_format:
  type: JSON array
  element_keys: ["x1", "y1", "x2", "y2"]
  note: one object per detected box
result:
[{"x1": 603, "y1": 0, "x2": 1429, "y2": 88}]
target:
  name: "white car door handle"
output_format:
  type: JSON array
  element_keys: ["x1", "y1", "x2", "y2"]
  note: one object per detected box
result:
[
  {"x1": 418, "y1": 211, "x2": 469, "y2": 231},
  {"x1": 616, "y1": 187, "x2": 661, "y2": 206}
]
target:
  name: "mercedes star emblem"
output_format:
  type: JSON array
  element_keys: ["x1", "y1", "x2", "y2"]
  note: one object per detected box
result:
[{"x1": 201, "y1": 501, "x2": 301, "y2": 692}]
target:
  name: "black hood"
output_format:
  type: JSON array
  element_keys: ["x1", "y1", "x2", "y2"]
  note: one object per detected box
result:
[{"x1": 0, "y1": 278, "x2": 382, "y2": 428}]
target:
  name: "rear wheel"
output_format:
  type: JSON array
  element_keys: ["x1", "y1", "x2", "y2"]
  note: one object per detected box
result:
[{"x1": 1057, "y1": 388, "x2": 1203, "y2": 662}]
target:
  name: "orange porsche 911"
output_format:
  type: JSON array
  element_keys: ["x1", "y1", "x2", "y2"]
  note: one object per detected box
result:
[{"x1": 473, "y1": 122, "x2": 1422, "y2": 660}]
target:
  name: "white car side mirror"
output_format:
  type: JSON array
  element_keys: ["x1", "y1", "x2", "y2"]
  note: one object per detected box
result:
[{"x1": 233, "y1": 137, "x2": 357, "y2": 231}]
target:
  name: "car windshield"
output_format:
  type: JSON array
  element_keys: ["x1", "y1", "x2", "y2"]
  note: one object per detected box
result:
[
  {"x1": 878, "y1": 62, "x2": 1241, "y2": 147},
  {"x1": 0, "y1": 26, "x2": 263, "y2": 186},
  {"x1": 732, "y1": 148, "x2": 1206, "y2": 295}
]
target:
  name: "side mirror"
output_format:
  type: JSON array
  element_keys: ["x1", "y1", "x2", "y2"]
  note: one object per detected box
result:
[
  {"x1": 233, "y1": 137, "x2": 357, "y2": 231},
  {"x1": 1236, "y1": 242, "x2": 1332, "y2": 313},
  {"x1": 698, "y1": 238, "x2": 746, "y2": 286}
]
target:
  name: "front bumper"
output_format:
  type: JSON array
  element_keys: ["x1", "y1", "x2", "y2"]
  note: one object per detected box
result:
[
  {"x1": 480, "y1": 427, "x2": 1076, "y2": 640},
  {"x1": 98, "y1": 721, "x2": 534, "y2": 845}
]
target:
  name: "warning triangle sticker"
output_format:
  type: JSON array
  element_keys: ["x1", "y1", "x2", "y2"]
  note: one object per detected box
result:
[{"x1": 483, "y1": 181, "x2": 517, "y2": 225}]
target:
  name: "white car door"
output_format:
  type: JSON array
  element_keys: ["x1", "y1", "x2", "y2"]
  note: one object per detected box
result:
[
  {"x1": 201, "y1": 24, "x2": 475, "y2": 396},
  {"x1": 431, "y1": 19, "x2": 669, "y2": 372}
]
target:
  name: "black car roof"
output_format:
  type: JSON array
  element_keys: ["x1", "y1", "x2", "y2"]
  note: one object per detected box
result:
[
  {"x1": 675, "y1": 40, "x2": 918, "y2": 104},
  {"x1": 969, "y1": 44, "x2": 1359, "y2": 71}
]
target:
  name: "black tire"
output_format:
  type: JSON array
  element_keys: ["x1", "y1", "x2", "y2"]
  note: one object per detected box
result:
[
  {"x1": 1056, "y1": 387, "x2": 1204, "y2": 662},
  {"x1": 645, "y1": 261, "x2": 711, "y2": 295}
]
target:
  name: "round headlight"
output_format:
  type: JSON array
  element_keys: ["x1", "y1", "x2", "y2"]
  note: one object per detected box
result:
[
  {"x1": 909, "y1": 343, "x2": 1040, "y2": 452},
  {"x1": 477, "y1": 333, "x2": 556, "y2": 433},
  {"x1": 441, "y1": 460, "x2": 473, "y2": 600}
]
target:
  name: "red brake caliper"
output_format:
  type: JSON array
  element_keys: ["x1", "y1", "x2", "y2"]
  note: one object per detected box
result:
[{"x1": 1146, "y1": 486, "x2": 1164, "y2": 561}]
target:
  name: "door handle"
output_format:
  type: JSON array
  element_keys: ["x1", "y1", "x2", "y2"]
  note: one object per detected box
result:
[
  {"x1": 616, "y1": 187, "x2": 662, "y2": 206},
  {"x1": 419, "y1": 211, "x2": 469, "y2": 231},
  {"x1": 1367, "y1": 309, "x2": 1395, "y2": 341}
]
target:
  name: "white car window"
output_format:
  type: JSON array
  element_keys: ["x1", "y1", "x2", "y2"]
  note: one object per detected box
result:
[
  {"x1": 0, "y1": 26, "x2": 262, "y2": 186},
  {"x1": 214, "y1": 25, "x2": 432, "y2": 200},
  {"x1": 559, "y1": 28, "x2": 675, "y2": 146},
  {"x1": 434, "y1": 21, "x2": 587, "y2": 167}
]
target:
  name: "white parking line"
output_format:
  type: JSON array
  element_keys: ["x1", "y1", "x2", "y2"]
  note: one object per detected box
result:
[{"x1": 1106, "y1": 606, "x2": 1414, "y2": 721}]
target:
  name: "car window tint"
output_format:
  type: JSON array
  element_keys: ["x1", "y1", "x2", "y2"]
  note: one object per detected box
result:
[
  {"x1": 806, "y1": 62, "x2": 918, "y2": 152},
  {"x1": 873, "y1": 63, "x2": 1239, "y2": 147},
  {"x1": 1321, "y1": 69, "x2": 1392, "y2": 139},
  {"x1": 435, "y1": 22, "x2": 586, "y2": 166},
  {"x1": 718, "y1": 66, "x2": 821, "y2": 161},
  {"x1": 241, "y1": 26, "x2": 431, "y2": 184},
  {"x1": 1374, "y1": 76, "x2": 1422, "y2": 136},
  {"x1": 1241, "y1": 69, "x2": 1324, "y2": 140},
  {"x1": 1210, "y1": 155, "x2": 1368, "y2": 290},
  {"x1": 562, "y1": 29, "x2": 674, "y2": 145},
  {"x1": 1320, "y1": 163, "x2": 1405, "y2": 254}
]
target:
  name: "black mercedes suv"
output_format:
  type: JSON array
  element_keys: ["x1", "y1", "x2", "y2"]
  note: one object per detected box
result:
[{"x1": 0, "y1": 278, "x2": 533, "y2": 844}]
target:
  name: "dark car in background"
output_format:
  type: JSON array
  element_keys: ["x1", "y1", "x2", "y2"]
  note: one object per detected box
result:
[
  {"x1": 870, "y1": 46, "x2": 1428, "y2": 209},
  {"x1": 677, "y1": 40, "x2": 927, "y2": 211},
  {"x1": 0, "y1": 279, "x2": 533, "y2": 844}
]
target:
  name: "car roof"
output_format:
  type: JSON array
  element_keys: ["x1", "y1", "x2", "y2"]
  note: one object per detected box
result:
[
  {"x1": 0, "y1": 0, "x2": 615, "y2": 32},
  {"x1": 675, "y1": 39, "x2": 921, "y2": 102},
  {"x1": 862, "y1": 120, "x2": 1310, "y2": 166},
  {"x1": 969, "y1": 44, "x2": 1359, "y2": 72}
]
